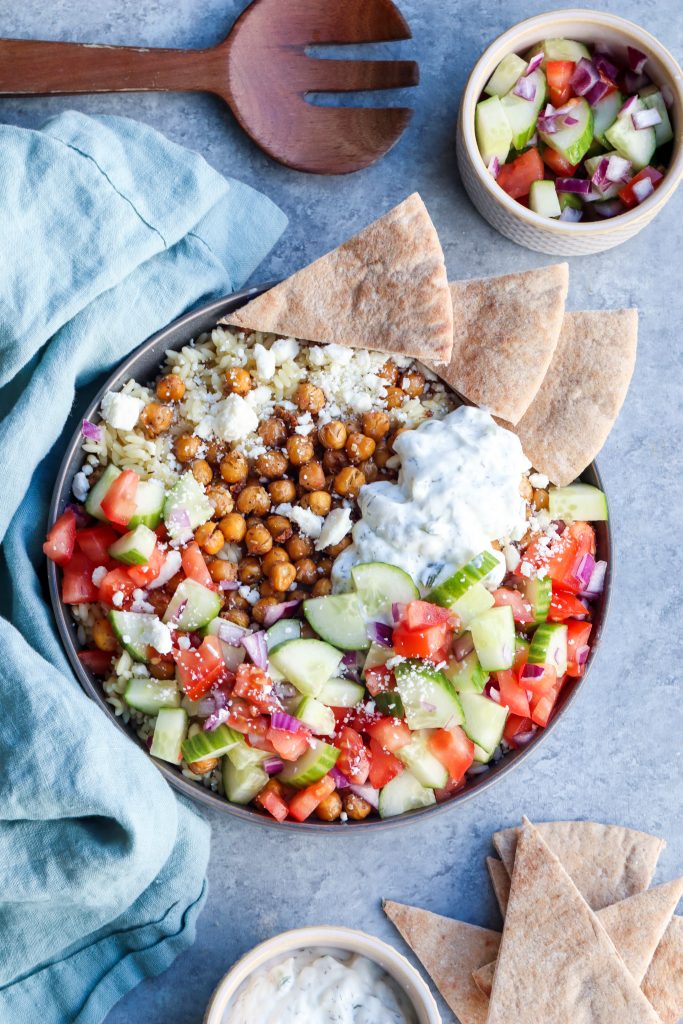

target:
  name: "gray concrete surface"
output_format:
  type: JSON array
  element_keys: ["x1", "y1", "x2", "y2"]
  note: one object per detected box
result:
[{"x1": 1, "y1": 0, "x2": 681, "y2": 1020}]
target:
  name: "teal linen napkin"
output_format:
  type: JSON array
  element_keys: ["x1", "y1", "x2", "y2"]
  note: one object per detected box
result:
[{"x1": 0, "y1": 111, "x2": 287, "y2": 1023}]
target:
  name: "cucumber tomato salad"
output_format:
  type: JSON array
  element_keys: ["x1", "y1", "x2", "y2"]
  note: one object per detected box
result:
[
  {"x1": 44, "y1": 330, "x2": 609, "y2": 824},
  {"x1": 476, "y1": 37, "x2": 673, "y2": 221}
]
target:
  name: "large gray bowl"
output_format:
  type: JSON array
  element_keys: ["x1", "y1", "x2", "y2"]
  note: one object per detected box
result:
[{"x1": 47, "y1": 286, "x2": 612, "y2": 831}]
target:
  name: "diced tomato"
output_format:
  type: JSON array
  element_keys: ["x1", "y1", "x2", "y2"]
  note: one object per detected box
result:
[
  {"x1": 521, "y1": 530, "x2": 579, "y2": 587},
  {"x1": 77, "y1": 648, "x2": 114, "y2": 675},
  {"x1": 428, "y1": 726, "x2": 474, "y2": 781},
  {"x1": 520, "y1": 663, "x2": 557, "y2": 696},
  {"x1": 43, "y1": 509, "x2": 77, "y2": 566},
  {"x1": 100, "y1": 469, "x2": 139, "y2": 527},
  {"x1": 75, "y1": 524, "x2": 118, "y2": 565},
  {"x1": 256, "y1": 785, "x2": 289, "y2": 822},
  {"x1": 492, "y1": 587, "x2": 535, "y2": 625},
  {"x1": 496, "y1": 669, "x2": 531, "y2": 717},
  {"x1": 549, "y1": 587, "x2": 588, "y2": 622},
  {"x1": 566, "y1": 621, "x2": 592, "y2": 677},
  {"x1": 222, "y1": 696, "x2": 263, "y2": 734},
  {"x1": 366, "y1": 717, "x2": 411, "y2": 753},
  {"x1": 513, "y1": 643, "x2": 528, "y2": 672},
  {"x1": 403, "y1": 600, "x2": 455, "y2": 630},
  {"x1": 364, "y1": 665, "x2": 395, "y2": 697},
  {"x1": 393, "y1": 621, "x2": 452, "y2": 663},
  {"x1": 546, "y1": 59, "x2": 575, "y2": 106},
  {"x1": 331, "y1": 705, "x2": 381, "y2": 734},
  {"x1": 567, "y1": 521, "x2": 596, "y2": 557},
  {"x1": 530, "y1": 677, "x2": 563, "y2": 727},
  {"x1": 503, "y1": 713, "x2": 534, "y2": 745},
  {"x1": 181, "y1": 542, "x2": 216, "y2": 591},
  {"x1": 288, "y1": 774, "x2": 336, "y2": 822},
  {"x1": 266, "y1": 727, "x2": 311, "y2": 762},
  {"x1": 62, "y1": 551, "x2": 101, "y2": 604},
  {"x1": 497, "y1": 147, "x2": 544, "y2": 200},
  {"x1": 127, "y1": 542, "x2": 166, "y2": 587},
  {"x1": 434, "y1": 775, "x2": 466, "y2": 801},
  {"x1": 334, "y1": 726, "x2": 370, "y2": 784},
  {"x1": 542, "y1": 143, "x2": 578, "y2": 177},
  {"x1": 98, "y1": 567, "x2": 137, "y2": 609},
  {"x1": 618, "y1": 166, "x2": 664, "y2": 209},
  {"x1": 233, "y1": 663, "x2": 281, "y2": 713},
  {"x1": 174, "y1": 634, "x2": 225, "y2": 701},
  {"x1": 368, "y1": 738, "x2": 404, "y2": 789}
]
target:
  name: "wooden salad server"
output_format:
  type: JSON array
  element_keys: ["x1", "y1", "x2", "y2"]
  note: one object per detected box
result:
[{"x1": 0, "y1": 0, "x2": 419, "y2": 174}]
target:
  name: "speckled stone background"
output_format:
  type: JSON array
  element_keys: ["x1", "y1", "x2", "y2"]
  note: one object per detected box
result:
[{"x1": 1, "y1": 0, "x2": 681, "y2": 1021}]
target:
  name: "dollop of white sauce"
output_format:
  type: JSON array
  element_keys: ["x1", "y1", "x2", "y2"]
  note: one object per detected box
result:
[
  {"x1": 226, "y1": 948, "x2": 417, "y2": 1024},
  {"x1": 333, "y1": 406, "x2": 530, "y2": 593}
]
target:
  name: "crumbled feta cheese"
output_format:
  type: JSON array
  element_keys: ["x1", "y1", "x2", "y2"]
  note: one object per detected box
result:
[
  {"x1": 148, "y1": 549, "x2": 182, "y2": 590},
  {"x1": 111, "y1": 591, "x2": 124, "y2": 608},
  {"x1": 270, "y1": 337, "x2": 300, "y2": 364},
  {"x1": 138, "y1": 618, "x2": 173, "y2": 655},
  {"x1": 294, "y1": 412, "x2": 314, "y2": 436},
  {"x1": 91, "y1": 566, "x2": 108, "y2": 587},
  {"x1": 238, "y1": 585, "x2": 260, "y2": 605},
  {"x1": 529, "y1": 472, "x2": 549, "y2": 489},
  {"x1": 72, "y1": 471, "x2": 90, "y2": 502},
  {"x1": 100, "y1": 390, "x2": 144, "y2": 431},
  {"x1": 82, "y1": 464, "x2": 94, "y2": 477},
  {"x1": 275, "y1": 503, "x2": 323, "y2": 539},
  {"x1": 212, "y1": 393, "x2": 259, "y2": 442},
  {"x1": 385, "y1": 655, "x2": 405, "y2": 670},
  {"x1": 315, "y1": 508, "x2": 353, "y2": 551},
  {"x1": 519, "y1": 561, "x2": 533, "y2": 578},
  {"x1": 254, "y1": 343, "x2": 276, "y2": 381},
  {"x1": 177, "y1": 635, "x2": 191, "y2": 651},
  {"x1": 340, "y1": 811, "x2": 348, "y2": 823}
]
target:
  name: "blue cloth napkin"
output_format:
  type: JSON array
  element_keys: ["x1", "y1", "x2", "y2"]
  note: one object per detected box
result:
[{"x1": 0, "y1": 111, "x2": 287, "y2": 1023}]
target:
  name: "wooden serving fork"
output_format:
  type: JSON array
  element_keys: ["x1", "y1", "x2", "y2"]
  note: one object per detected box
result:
[{"x1": 0, "y1": 0, "x2": 419, "y2": 174}]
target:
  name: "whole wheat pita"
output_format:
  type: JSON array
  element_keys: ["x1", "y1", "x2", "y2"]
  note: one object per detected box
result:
[
  {"x1": 486, "y1": 857, "x2": 511, "y2": 918},
  {"x1": 642, "y1": 916, "x2": 683, "y2": 1024}
]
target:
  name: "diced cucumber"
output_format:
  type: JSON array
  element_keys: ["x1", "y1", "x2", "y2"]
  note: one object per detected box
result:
[
  {"x1": 529, "y1": 180, "x2": 561, "y2": 218},
  {"x1": 303, "y1": 593, "x2": 369, "y2": 651},
  {"x1": 109, "y1": 610, "x2": 160, "y2": 662},
  {"x1": 128, "y1": 478, "x2": 166, "y2": 529},
  {"x1": 500, "y1": 68, "x2": 547, "y2": 150},
  {"x1": 394, "y1": 660, "x2": 464, "y2": 730},
  {"x1": 450, "y1": 582, "x2": 495, "y2": 627},
  {"x1": 476, "y1": 95, "x2": 513, "y2": 166},
  {"x1": 269, "y1": 639, "x2": 342, "y2": 697},
  {"x1": 266, "y1": 619, "x2": 301, "y2": 650},
  {"x1": 527, "y1": 38, "x2": 591, "y2": 67},
  {"x1": 540, "y1": 97, "x2": 593, "y2": 165},
  {"x1": 204, "y1": 617, "x2": 247, "y2": 671},
  {"x1": 585, "y1": 152, "x2": 623, "y2": 200},
  {"x1": 548, "y1": 482, "x2": 608, "y2": 521},
  {"x1": 605, "y1": 99, "x2": 656, "y2": 171},
  {"x1": 163, "y1": 578, "x2": 221, "y2": 631},
  {"x1": 351, "y1": 562, "x2": 419, "y2": 622},
  {"x1": 592, "y1": 91, "x2": 623, "y2": 147},
  {"x1": 163, "y1": 472, "x2": 214, "y2": 540},
  {"x1": 225, "y1": 733, "x2": 269, "y2": 771},
  {"x1": 378, "y1": 770, "x2": 436, "y2": 818},
  {"x1": 470, "y1": 606, "x2": 515, "y2": 672},
  {"x1": 516, "y1": 634, "x2": 531, "y2": 659},
  {"x1": 318, "y1": 677, "x2": 366, "y2": 708},
  {"x1": 484, "y1": 53, "x2": 528, "y2": 98},
  {"x1": 108, "y1": 524, "x2": 157, "y2": 566},
  {"x1": 363, "y1": 642, "x2": 395, "y2": 674},
  {"x1": 559, "y1": 192, "x2": 583, "y2": 212},
  {"x1": 443, "y1": 651, "x2": 489, "y2": 694},
  {"x1": 277, "y1": 738, "x2": 339, "y2": 789},
  {"x1": 295, "y1": 697, "x2": 336, "y2": 737},
  {"x1": 460, "y1": 693, "x2": 508, "y2": 755},
  {"x1": 181, "y1": 724, "x2": 240, "y2": 764},
  {"x1": 375, "y1": 690, "x2": 405, "y2": 717},
  {"x1": 528, "y1": 623, "x2": 568, "y2": 675},
  {"x1": 473, "y1": 743, "x2": 493, "y2": 764},
  {"x1": 125, "y1": 677, "x2": 179, "y2": 714},
  {"x1": 641, "y1": 90, "x2": 674, "y2": 146},
  {"x1": 427, "y1": 551, "x2": 499, "y2": 608},
  {"x1": 223, "y1": 759, "x2": 268, "y2": 804},
  {"x1": 522, "y1": 576, "x2": 552, "y2": 623},
  {"x1": 150, "y1": 707, "x2": 187, "y2": 763},
  {"x1": 396, "y1": 731, "x2": 449, "y2": 789},
  {"x1": 84, "y1": 464, "x2": 121, "y2": 522}
]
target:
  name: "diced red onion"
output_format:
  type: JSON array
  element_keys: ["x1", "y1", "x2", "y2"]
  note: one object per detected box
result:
[
  {"x1": 81, "y1": 419, "x2": 102, "y2": 442},
  {"x1": 624, "y1": 70, "x2": 650, "y2": 94},
  {"x1": 560, "y1": 206, "x2": 583, "y2": 222},
  {"x1": 626, "y1": 46, "x2": 648, "y2": 74},
  {"x1": 513, "y1": 75, "x2": 537, "y2": 101},
  {"x1": 148, "y1": 549, "x2": 182, "y2": 590},
  {"x1": 270, "y1": 711, "x2": 304, "y2": 733},
  {"x1": 65, "y1": 501, "x2": 90, "y2": 527},
  {"x1": 619, "y1": 94, "x2": 639, "y2": 117},
  {"x1": 606, "y1": 154, "x2": 632, "y2": 182},
  {"x1": 191, "y1": 697, "x2": 216, "y2": 717},
  {"x1": 204, "y1": 707, "x2": 230, "y2": 731},
  {"x1": 263, "y1": 755, "x2": 284, "y2": 775},
  {"x1": 580, "y1": 559, "x2": 607, "y2": 597},
  {"x1": 168, "y1": 507, "x2": 191, "y2": 530},
  {"x1": 348, "y1": 783, "x2": 379, "y2": 809},
  {"x1": 391, "y1": 602, "x2": 406, "y2": 624},
  {"x1": 512, "y1": 728, "x2": 537, "y2": 747},
  {"x1": 573, "y1": 553, "x2": 596, "y2": 590},
  {"x1": 555, "y1": 177, "x2": 593, "y2": 195},
  {"x1": 453, "y1": 632, "x2": 474, "y2": 661},
  {"x1": 594, "y1": 199, "x2": 624, "y2": 218},
  {"x1": 525, "y1": 51, "x2": 544, "y2": 75},
  {"x1": 632, "y1": 177, "x2": 655, "y2": 203},
  {"x1": 342, "y1": 650, "x2": 359, "y2": 667},
  {"x1": 262, "y1": 600, "x2": 302, "y2": 628},
  {"x1": 167, "y1": 598, "x2": 188, "y2": 625},
  {"x1": 585, "y1": 80, "x2": 611, "y2": 107},
  {"x1": 521, "y1": 663, "x2": 545, "y2": 681},
  {"x1": 488, "y1": 155, "x2": 500, "y2": 179},
  {"x1": 537, "y1": 115, "x2": 559, "y2": 135},
  {"x1": 632, "y1": 107, "x2": 662, "y2": 130},
  {"x1": 576, "y1": 645, "x2": 590, "y2": 666},
  {"x1": 571, "y1": 58, "x2": 600, "y2": 96},
  {"x1": 217, "y1": 621, "x2": 248, "y2": 646},
  {"x1": 563, "y1": 115, "x2": 579, "y2": 126},
  {"x1": 242, "y1": 630, "x2": 268, "y2": 669},
  {"x1": 367, "y1": 621, "x2": 393, "y2": 648},
  {"x1": 468, "y1": 763, "x2": 490, "y2": 775},
  {"x1": 420, "y1": 700, "x2": 437, "y2": 712},
  {"x1": 488, "y1": 687, "x2": 501, "y2": 704},
  {"x1": 330, "y1": 767, "x2": 351, "y2": 789},
  {"x1": 591, "y1": 158, "x2": 610, "y2": 191},
  {"x1": 218, "y1": 579, "x2": 240, "y2": 591},
  {"x1": 593, "y1": 53, "x2": 620, "y2": 81}
]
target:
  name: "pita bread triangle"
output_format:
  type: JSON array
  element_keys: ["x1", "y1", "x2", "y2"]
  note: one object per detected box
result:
[
  {"x1": 486, "y1": 856, "x2": 511, "y2": 917},
  {"x1": 493, "y1": 819, "x2": 664, "y2": 910},
  {"x1": 487, "y1": 819, "x2": 664, "y2": 1024},
  {"x1": 642, "y1": 915, "x2": 683, "y2": 1024},
  {"x1": 222, "y1": 193, "x2": 454, "y2": 365}
]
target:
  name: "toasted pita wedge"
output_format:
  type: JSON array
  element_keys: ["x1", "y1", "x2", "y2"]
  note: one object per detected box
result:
[
  {"x1": 511, "y1": 308, "x2": 637, "y2": 485},
  {"x1": 487, "y1": 820, "x2": 663, "y2": 1023},
  {"x1": 486, "y1": 856, "x2": 511, "y2": 917},
  {"x1": 472, "y1": 877, "x2": 683, "y2": 998},
  {"x1": 383, "y1": 900, "x2": 498, "y2": 1024},
  {"x1": 642, "y1": 915, "x2": 683, "y2": 1024},
  {"x1": 493, "y1": 820, "x2": 664, "y2": 910},
  {"x1": 222, "y1": 194, "x2": 454, "y2": 364},
  {"x1": 428, "y1": 264, "x2": 568, "y2": 423}
]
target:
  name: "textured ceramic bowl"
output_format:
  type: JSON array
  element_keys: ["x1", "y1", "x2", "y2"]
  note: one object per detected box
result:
[
  {"x1": 47, "y1": 288, "x2": 612, "y2": 830},
  {"x1": 203, "y1": 926, "x2": 441, "y2": 1024},
  {"x1": 457, "y1": 9, "x2": 683, "y2": 254}
]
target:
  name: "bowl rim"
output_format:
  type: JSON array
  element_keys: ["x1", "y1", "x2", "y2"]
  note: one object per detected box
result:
[
  {"x1": 202, "y1": 925, "x2": 442, "y2": 1024},
  {"x1": 47, "y1": 286, "x2": 613, "y2": 832},
  {"x1": 459, "y1": 7, "x2": 683, "y2": 234}
]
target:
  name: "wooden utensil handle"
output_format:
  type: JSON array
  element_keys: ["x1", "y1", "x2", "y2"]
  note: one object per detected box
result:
[{"x1": 0, "y1": 38, "x2": 214, "y2": 96}]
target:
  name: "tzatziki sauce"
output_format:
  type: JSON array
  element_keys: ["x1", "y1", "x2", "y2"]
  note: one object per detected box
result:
[
  {"x1": 333, "y1": 405, "x2": 530, "y2": 593},
  {"x1": 226, "y1": 947, "x2": 418, "y2": 1024}
]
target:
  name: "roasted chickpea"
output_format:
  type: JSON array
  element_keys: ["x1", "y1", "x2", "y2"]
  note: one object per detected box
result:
[
  {"x1": 220, "y1": 450, "x2": 248, "y2": 484},
  {"x1": 92, "y1": 617, "x2": 117, "y2": 652},
  {"x1": 401, "y1": 370, "x2": 425, "y2": 397},
  {"x1": 323, "y1": 449, "x2": 348, "y2": 476},
  {"x1": 286, "y1": 535, "x2": 313, "y2": 560},
  {"x1": 140, "y1": 401, "x2": 174, "y2": 438},
  {"x1": 224, "y1": 366, "x2": 251, "y2": 395},
  {"x1": 258, "y1": 416, "x2": 287, "y2": 447},
  {"x1": 295, "y1": 558, "x2": 317, "y2": 585},
  {"x1": 533, "y1": 488, "x2": 550, "y2": 511},
  {"x1": 359, "y1": 459, "x2": 379, "y2": 483},
  {"x1": 223, "y1": 608, "x2": 250, "y2": 629},
  {"x1": 519, "y1": 477, "x2": 534, "y2": 502},
  {"x1": 236, "y1": 485, "x2": 271, "y2": 516},
  {"x1": 327, "y1": 535, "x2": 353, "y2": 557},
  {"x1": 252, "y1": 597, "x2": 278, "y2": 624},
  {"x1": 150, "y1": 659, "x2": 175, "y2": 680},
  {"x1": 361, "y1": 410, "x2": 391, "y2": 441},
  {"x1": 208, "y1": 558, "x2": 238, "y2": 584},
  {"x1": 342, "y1": 791, "x2": 372, "y2": 820},
  {"x1": 146, "y1": 590, "x2": 170, "y2": 617},
  {"x1": 287, "y1": 434, "x2": 315, "y2": 466},
  {"x1": 255, "y1": 450, "x2": 288, "y2": 479},
  {"x1": 318, "y1": 420, "x2": 347, "y2": 450},
  {"x1": 218, "y1": 512, "x2": 246, "y2": 544},
  {"x1": 260, "y1": 581, "x2": 277, "y2": 598},
  {"x1": 301, "y1": 490, "x2": 331, "y2": 516},
  {"x1": 268, "y1": 478, "x2": 297, "y2": 504},
  {"x1": 191, "y1": 459, "x2": 213, "y2": 486},
  {"x1": 195, "y1": 521, "x2": 224, "y2": 555},
  {"x1": 238, "y1": 557, "x2": 262, "y2": 584},
  {"x1": 315, "y1": 790, "x2": 343, "y2": 821},
  {"x1": 268, "y1": 561, "x2": 297, "y2": 593},
  {"x1": 174, "y1": 433, "x2": 201, "y2": 463},
  {"x1": 299, "y1": 461, "x2": 326, "y2": 492},
  {"x1": 225, "y1": 593, "x2": 249, "y2": 611},
  {"x1": 334, "y1": 466, "x2": 365, "y2": 498},
  {"x1": 378, "y1": 360, "x2": 400, "y2": 385},
  {"x1": 289, "y1": 589, "x2": 309, "y2": 602},
  {"x1": 187, "y1": 755, "x2": 219, "y2": 775},
  {"x1": 385, "y1": 386, "x2": 405, "y2": 410},
  {"x1": 295, "y1": 381, "x2": 325, "y2": 414},
  {"x1": 245, "y1": 515, "x2": 263, "y2": 530},
  {"x1": 373, "y1": 443, "x2": 392, "y2": 469},
  {"x1": 312, "y1": 578, "x2": 332, "y2": 597},
  {"x1": 205, "y1": 440, "x2": 225, "y2": 465},
  {"x1": 317, "y1": 557, "x2": 333, "y2": 577},
  {"x1": 156, "y1": 373, "x2": 186, "y2": 402},
  {"x1": 206, "y1": 484, "x2": 234, "y2": 517},
  {"x1": 346, "y1": 432, "x2": 376, "y2": 464},
  {"x1": 262, "y1": 546, "x2": 289, "y2": 573},
  {"x1": 265, "y1": 514, "x2": 293, "y2": 543},
  {"x1": 245, "y1": 524, "x2": 273, "y2": 556}
]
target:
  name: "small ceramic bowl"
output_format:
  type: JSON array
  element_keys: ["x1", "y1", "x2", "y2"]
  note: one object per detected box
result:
[
  {"x1": 456, "y1": 9, "x2": 683, "y2": 254},
  {"x1": 203, "y1": 926, "x2": 442, "y2": 1024}
]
